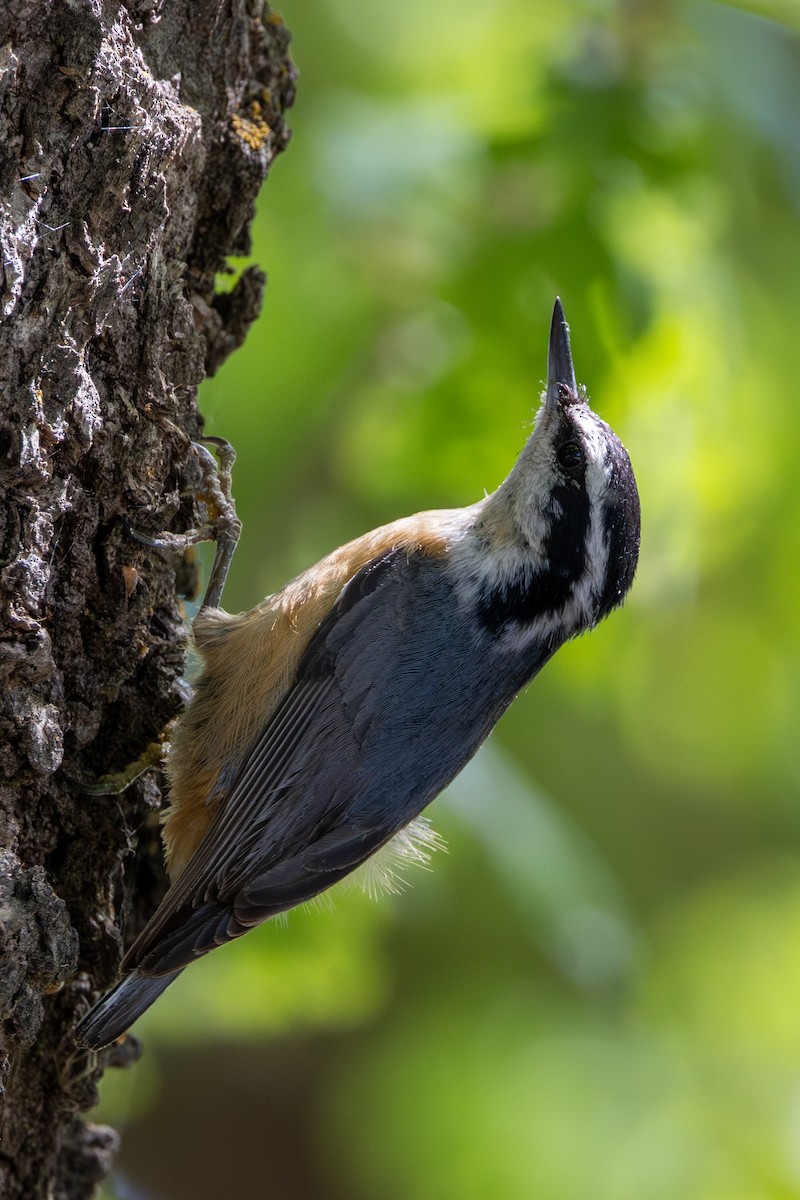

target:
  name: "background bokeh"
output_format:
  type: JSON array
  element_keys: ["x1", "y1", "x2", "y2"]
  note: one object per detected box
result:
[{"x1": 98, "y1": 1, "x2": 800, "y2": 1197}]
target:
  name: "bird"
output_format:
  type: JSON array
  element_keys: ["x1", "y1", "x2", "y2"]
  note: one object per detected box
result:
[{"x1": 76, "y1": 298, "x2": 640, "y2": 1049}]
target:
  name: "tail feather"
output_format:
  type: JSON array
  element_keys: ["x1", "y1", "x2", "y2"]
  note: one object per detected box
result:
[
  {"x1": 75, "y1": 968, "x2": 182, "y2": 1049},
  {"x1": 77, "y1": 900, "x2": 235, "y2": 1049}
]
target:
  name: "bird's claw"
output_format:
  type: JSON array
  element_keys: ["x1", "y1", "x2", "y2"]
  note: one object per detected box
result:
[{"x1": 129, "y1": 439, "x2": 242, "y2": 611}]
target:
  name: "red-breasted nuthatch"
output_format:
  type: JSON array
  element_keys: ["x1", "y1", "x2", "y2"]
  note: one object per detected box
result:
[{"x1": 77, "y1": 299, "x2": 640, "y2": 1049}]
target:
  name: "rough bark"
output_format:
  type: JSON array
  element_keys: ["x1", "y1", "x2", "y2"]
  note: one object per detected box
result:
[{"x1": 0, "y1": 1, "x2": 295, "y2": 1195}]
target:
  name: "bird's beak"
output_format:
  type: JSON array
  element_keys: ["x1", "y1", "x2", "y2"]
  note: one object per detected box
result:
[{"x1": 546, "y1": 297, "x2": 578, "y2": 412}]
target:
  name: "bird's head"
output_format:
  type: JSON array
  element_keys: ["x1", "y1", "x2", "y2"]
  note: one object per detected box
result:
[{"x1": 470, "y1": 299, "x2": 640, "y2": 642}]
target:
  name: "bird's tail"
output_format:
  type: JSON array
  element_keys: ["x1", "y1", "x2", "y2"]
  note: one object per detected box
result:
[{"x1": 75, "y1": 968, "x2": 182, "y2": 1049}]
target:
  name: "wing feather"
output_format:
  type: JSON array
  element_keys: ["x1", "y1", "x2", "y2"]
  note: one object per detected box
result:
[
  {"x1": 124, "y1": 544, "x2": 538, "y2": 978},
  {"x1": 121, "y1": 674, "x2": 339, "y2": 969}
]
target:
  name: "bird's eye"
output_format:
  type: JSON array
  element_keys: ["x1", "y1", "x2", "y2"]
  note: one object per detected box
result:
[{"x1": 557, "y1": 440, "x2": 584, "y2": 473}]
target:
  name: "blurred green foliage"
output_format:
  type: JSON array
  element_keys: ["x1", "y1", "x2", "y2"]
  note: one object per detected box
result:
[{"x1": 98, "y1": 1, "x2": 800, "y2": 1197}]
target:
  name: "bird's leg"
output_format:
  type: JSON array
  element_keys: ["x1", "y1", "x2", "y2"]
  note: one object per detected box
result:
[
  {"x1": 131, "y1": 437, "x2": 242, "y2": 611},
  {"x1": 82, "y1": 440, "x2": 241, "y2": 796}
]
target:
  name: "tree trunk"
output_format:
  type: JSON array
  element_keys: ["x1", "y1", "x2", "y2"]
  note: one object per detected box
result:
[{"x1": 0, "y1": 2, "x2": 295, "y2": 1195}]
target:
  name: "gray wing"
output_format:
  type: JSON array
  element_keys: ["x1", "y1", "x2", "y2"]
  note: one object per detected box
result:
[{"x1": 129, "y1": 547, "x2": 552, "y2": 976}]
